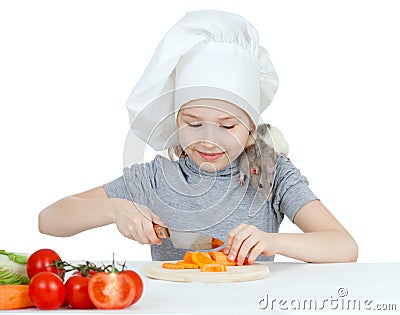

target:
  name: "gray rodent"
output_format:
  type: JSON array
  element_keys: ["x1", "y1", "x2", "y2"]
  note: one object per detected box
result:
[{"x1": 238, "y1": 123, "x2": 289, "y2": 200}]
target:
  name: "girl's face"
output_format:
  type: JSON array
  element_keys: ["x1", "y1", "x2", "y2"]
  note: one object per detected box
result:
[{"x1": 177, "y1": 98, "x2": 254, "y2": 172}]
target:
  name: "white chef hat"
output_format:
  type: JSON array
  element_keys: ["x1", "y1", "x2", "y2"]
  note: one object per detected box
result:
[{"x1": 126, "y1": 10, "x2": 279, "y2": 151}]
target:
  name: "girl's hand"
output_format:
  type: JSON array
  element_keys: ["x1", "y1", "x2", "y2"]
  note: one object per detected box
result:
[
  {"x1": 223, "y1": 223, "x2": 279, "y2": 265},
  {"x1": 111, "y1": 199, "x2": 164, "y2": 245}
]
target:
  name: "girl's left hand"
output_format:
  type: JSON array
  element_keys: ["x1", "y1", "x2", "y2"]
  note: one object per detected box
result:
[{"x1": 223, "y1": 224, "x2": 279, "y2": 265}]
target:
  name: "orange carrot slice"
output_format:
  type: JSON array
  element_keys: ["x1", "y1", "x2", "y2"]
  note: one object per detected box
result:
[
  {"x1": 209, "y1": 251, "x2": 237, "y2": 266},
  {"x1": 200, "y1": 264, "x2": 227, "y2": 272},
  {"x1": 201, "y1": 252, "x2": 213, "y2": 260},
  {"x1": 192, "y1": 252, "x2": 217, "y2": 268},
  {"x1": 183, "y1": 251, "x2": 194, "y2": 264},
  {"x1": 176, "y1": 261, "x2": 199, "y2": 269},
  {"x1": 0, "y1": 285, "x2": 34, "y2": 310},
  {"x1": 162, "y1": 262, "x2": 184, "y2": 270},
  {"x1": 211, "y1": 238, "x2": 224, "y2": 248}
]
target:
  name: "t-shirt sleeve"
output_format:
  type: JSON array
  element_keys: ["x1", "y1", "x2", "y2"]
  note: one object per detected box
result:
[
  {"x1": 103, "y1": 155, "x2": 161, "y2": 207},
  {"x1": 272, "y1": 155, "x2": 319, "y2": 223}
]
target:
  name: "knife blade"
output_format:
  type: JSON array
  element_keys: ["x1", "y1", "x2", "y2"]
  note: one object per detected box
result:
[{"x1": 153, "y1": 224, "x2": 224, "y2": 250}]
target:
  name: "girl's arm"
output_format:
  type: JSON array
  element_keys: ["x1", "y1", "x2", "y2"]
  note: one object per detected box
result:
[
  {"x1": 38, "y1": 186, "x2": 163, "y2": 245},
  {"x1": 275, "y1": 200, "x2": 358, "y2": 263},
  {"x1": 224, "y1": 200, "x2": 358, "y2": 264}
]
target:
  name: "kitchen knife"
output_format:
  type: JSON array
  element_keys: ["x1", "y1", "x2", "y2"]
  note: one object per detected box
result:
[{"x1": 153, "y1": 224, "x2": 224, "y2": 250}]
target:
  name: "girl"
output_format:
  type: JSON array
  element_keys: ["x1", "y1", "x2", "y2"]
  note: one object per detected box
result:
[{"x1": 38, "y1": 10, "x2": 357, "y2": 264}]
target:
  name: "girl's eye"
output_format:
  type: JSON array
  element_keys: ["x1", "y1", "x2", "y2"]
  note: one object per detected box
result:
[
  {"x1": 188, "y1": 123, "x2": 202, "y2": 128},
  {"x1": 222, "y1": 125, "x2": 234, "y2": 130}
]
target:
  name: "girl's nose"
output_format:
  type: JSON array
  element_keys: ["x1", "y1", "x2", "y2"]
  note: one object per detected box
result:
[
  {"x1": 199, "y1": 139, "x2": 219, "y2": 149},
  {"x1": 200, "y1": 123, "x2": 219, "y2": 147}
]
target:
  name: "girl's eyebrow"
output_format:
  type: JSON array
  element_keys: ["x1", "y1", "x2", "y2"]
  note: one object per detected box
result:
[
  {"x1": 181, "y1": 113, "x2": 201, "y2": 119},
  {"x1": 181, "y1": 113, "x2": 241, "y2": 121},
  {"x1": 218, "y1": 115, "x2": 242, "y2": 121}
]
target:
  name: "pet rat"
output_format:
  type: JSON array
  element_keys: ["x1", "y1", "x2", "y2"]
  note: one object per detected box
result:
[{"x1": 238, "y1": 124, "x2": 289, "y2": 200}]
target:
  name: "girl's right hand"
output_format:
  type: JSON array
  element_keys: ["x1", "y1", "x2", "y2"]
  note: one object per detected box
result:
[{"x1": 111, "y1": 199, "x2": 164, "y2": 245}]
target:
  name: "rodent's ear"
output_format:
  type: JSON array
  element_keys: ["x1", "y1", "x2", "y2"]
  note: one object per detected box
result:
[{"x1": 246, "y1": 131, "x2": 256, "y2": 147}]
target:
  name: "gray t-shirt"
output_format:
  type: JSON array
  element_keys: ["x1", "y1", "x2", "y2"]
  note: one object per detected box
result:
[{"x1": 103, "y1": 154, "x2": 318, "y2": 261}]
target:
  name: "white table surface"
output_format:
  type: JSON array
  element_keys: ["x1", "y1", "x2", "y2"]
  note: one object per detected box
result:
[{"x1": 3, "y1": 261, "x2": 399, "y2": 314}]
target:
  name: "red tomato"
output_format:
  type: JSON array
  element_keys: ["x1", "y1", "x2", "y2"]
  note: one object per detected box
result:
[
  {"x1": 88, "y1": 272, "x2": 135, "y2": 309},
  {"x1": 29, "y1": 271, "x2": 66, "y2": 310},
  {"x1": 65, "y1": 275, "x2": 95, "y2": 309},
  {"x1": 124, "y1": 270, "x2": 143, "y2": 305},
  {"x1": 26, "y1": 248, "x2": 62, "y2": 279}
]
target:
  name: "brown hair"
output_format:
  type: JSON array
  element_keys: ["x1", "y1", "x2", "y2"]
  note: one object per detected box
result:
[{"x1": 167, "y1": 145, "x2": 187, "y2": 161}]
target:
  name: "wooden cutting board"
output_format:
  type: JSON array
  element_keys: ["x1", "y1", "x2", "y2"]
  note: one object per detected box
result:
[{"x1": 144, "y1": 261, "x2": 269, "y2": 283}]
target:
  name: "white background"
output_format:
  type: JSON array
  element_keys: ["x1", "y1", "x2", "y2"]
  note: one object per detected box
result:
[{"x1": 1, "y1": 0, "x2": 399, "y2": 263}]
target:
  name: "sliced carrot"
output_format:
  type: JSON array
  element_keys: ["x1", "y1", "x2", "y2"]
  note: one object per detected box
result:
[
  {"x1": 183, "y1": 251, "x2": 194, "y2": 264},
  {"x1": 209, "y1": 251, "x2": 237, "y2": 266},
  {"x1": 201, "y1": 252, "x2": 213, "y2": 260},
  {"x1": 211, "y1": 238, "x2": 224, "y2": 248},
  {"x1": 201, "y1": 264, "x2": 227, "y2": 272},
  {"x1": 162, "y1": 262, "x2": 184, "y2": 270},
  {"x1": 176, "y1": 261, "x2": 199, "y2": 269},
  {"x1": 192, "y1": 252, "x2": 217, "y2": 268},
  {"x1": 0, "y1": 285, "x2": 34, "y2": 310}
]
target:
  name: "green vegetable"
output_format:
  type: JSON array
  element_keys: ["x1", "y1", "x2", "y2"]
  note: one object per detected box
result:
[{"x1": 0, "y1": 250, "x2": 30, "y2": 285}]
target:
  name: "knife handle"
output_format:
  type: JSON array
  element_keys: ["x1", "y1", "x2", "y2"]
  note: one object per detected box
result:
[{"x1": 153, "y1": 223, "x2": 170, "y2": 239}]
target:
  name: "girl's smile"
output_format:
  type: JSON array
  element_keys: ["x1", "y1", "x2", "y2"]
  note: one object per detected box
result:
[{"x1": 197, "y1": 150, "x2": 225, "y2": 162}]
